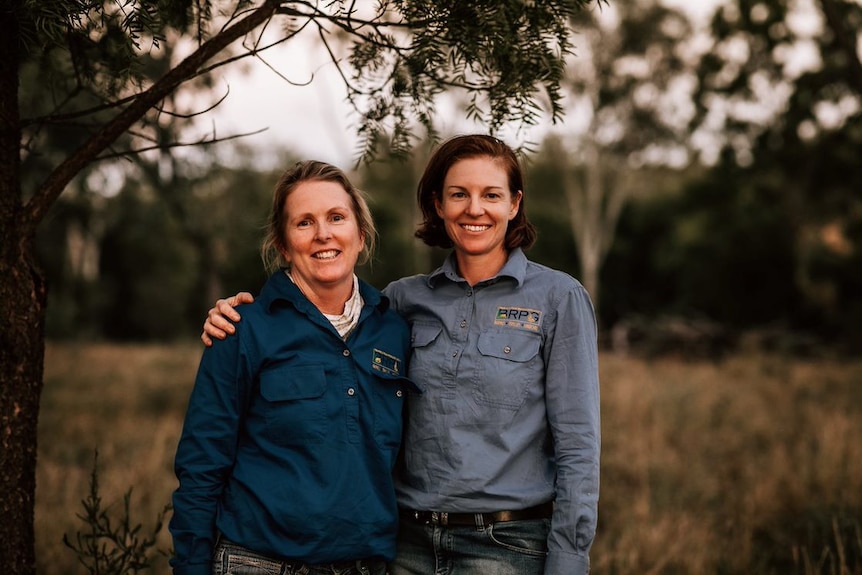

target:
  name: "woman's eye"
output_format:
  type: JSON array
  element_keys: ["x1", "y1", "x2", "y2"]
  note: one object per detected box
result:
[{"x1": 332, "y1": 214, "x2": 345, "y2": 222}]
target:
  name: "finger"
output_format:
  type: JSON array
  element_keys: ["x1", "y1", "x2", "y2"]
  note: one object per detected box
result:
[
  {"x1": 201, "y1": 332, "x2": 213, "y2": 347},
  {"x1": 203, "y1": 319, "x2": 229, "y2": 338},
  {"x1": 234, "y1": 292, "x2": 254, "y2": 305},
  {"x1": 205, "y1": 308, "x2": 235, "y2": 335},
  {"x1": 216, "y1": 299, "x2": 242, "y2": 323}
]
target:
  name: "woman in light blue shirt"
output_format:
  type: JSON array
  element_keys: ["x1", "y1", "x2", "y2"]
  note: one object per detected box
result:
[{"x1": 203, "y1": 135, "x2": 601, "y2": 575}]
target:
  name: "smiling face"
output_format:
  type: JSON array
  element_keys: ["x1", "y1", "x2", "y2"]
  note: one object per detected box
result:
[
  {"x1": 280, "y1": 179, "x2": 364, "y2": 295},
  {"x1": 435, "y1": 156, "x2": 522, "y2": 270}
]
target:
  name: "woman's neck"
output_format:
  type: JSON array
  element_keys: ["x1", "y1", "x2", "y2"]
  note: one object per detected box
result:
[
  {"x1": 454, "y1": 249, "x2": 509, "y2": 286},
  {"x1": 289, "y1": 273, "x2": 354, "y2": 315}
]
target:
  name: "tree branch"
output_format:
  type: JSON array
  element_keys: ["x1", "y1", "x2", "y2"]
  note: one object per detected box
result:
[
  {"x1": 23, "y1": 0, "x2": 280, "y2": 232},
  {"x1": 93, "y1": 128, "x2": 268, "y2": 162}
]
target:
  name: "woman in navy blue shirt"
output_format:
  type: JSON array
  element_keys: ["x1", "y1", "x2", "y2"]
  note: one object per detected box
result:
[{"x1": 170, "y1": 161, "x2": 411, "y2": 575}]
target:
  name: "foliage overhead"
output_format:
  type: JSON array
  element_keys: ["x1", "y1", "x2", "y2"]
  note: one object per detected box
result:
[{"x1": 14, "y1": 0, "x2": 603, "y2": 235}]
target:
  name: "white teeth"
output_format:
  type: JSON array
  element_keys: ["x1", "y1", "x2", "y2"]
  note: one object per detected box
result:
[
  {"x1": 314, "y1": 250, "x2": 339, "y2": 259},
  {"x1": 463, "y1": 224, "x2": 490, "y2": 232}
]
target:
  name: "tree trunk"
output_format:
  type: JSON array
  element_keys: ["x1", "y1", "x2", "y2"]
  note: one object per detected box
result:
[
  {"x1": 565, "y1": 140, "x2": 628, "y2": 317},
  {"x1": 0, "y1": 232, "x2": 46, "y2": 575},
  {"x1": 0, "y1": 5, "x2": 44, "y2": 573}
]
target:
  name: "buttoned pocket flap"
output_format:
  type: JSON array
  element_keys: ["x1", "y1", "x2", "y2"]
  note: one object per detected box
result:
[
  {"x1": 477, "y1": 331, "x2": 541, "y2": 362},
  {"x1": 410, "y1": 322, "x2": 442, "y2": 348},
  {"x1": 259, "y1": 365, "x2": 326, "y2": 401}
]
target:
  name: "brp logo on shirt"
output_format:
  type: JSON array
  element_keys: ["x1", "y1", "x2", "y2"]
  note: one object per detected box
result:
[
  {"x1": 372, "y1": 349, "x2": 402, "y2": 375},
  {"x1": 494, "y1": 307, "x2": 542, "y2": 332}
]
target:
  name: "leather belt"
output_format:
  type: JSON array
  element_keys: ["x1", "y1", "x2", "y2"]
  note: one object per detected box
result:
[{"x1": 400, "y1": 501, "x2": 554, "y2": 527}]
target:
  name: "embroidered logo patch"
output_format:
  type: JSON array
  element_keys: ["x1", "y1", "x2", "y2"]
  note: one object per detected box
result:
[
  {"x1": 372, "y1": 349, "x2": 402, "y2": 375},
  {"x1": 494, "y1": 307, "x2": 542, "y2": 332}
]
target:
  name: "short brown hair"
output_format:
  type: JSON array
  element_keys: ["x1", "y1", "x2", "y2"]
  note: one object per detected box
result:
[
  {"x1": 261, "y1": 161, "x2": 377, "y2": 274},
  {"x1": 414, "y1": 134, "x2": 537, "y2": 249}
]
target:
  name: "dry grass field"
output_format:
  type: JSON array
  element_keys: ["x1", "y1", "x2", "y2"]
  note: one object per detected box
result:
[{"x1": 37, "y1": 342, "x2": 862, "y2": 574}]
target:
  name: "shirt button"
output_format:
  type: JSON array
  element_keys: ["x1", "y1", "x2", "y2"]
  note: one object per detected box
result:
[
  {"x1": 466, "y1": 290, "x2": 473, "y2": 297},
  {"x1": 460, "y1": 320, "x2": 467, "y2": 328},
  {"x1": 452, "y1": 351, "x2": 458, "y2": 357},
  {"x1": 504, "y1": 346, "x2": 511, "y2": 354},
  {"x1": 343, "y1": 349, "x2": 351, "y2": 357},
  {"x1": 396, "y1": 390, "x2": 403, "y2": 398},
  {"x1": 347, "y1": 388, "x2": 355, "y2": 396}
]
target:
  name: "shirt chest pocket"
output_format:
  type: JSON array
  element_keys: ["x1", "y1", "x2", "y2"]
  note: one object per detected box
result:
[
  {"x1": 259, "y1": 365, "x2": 328, "y2": 445},
  {"x1": 474, "y1": 330, "x2": 543, "y2": 410},
  {"x1": 408, "y1": 322, "x2": 443, "y2": 392}
]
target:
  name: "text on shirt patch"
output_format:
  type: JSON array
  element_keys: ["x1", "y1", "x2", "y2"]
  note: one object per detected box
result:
[
  {"x1": 494, "y1": 307, "x2": 542, "y2": 332},
  {"x1": 372, "y1": 349, "x2": 401, "y2": 375}
]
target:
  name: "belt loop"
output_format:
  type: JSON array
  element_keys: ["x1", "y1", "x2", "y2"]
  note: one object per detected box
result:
[{"x1": 474, "y1": 512, "x2": 485, "y2": 531}]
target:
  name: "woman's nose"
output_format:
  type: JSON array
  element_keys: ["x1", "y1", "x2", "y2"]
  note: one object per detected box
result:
[{"x1": 316, "y1": 222, "x2": 333, "y2": 239}]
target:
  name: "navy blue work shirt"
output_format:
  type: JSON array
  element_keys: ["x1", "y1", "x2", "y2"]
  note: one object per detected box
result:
[{"x1": 170, "y1": 270, "x2": 411, "y2": 575}]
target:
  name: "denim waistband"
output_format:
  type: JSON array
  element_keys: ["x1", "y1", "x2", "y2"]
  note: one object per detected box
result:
[{"x1": 214, "y1": 537, "x2": 385, "y2": 575}]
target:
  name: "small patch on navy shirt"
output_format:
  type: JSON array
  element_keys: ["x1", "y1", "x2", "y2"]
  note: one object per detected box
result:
[
  {"x1": 494, "y1": 307, "x2": 543, "y2": 332},
  {"x1": 372, "y1": 349, "x2": 402, "y2": 375}
]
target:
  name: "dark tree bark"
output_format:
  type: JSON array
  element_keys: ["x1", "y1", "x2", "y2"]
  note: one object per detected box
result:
[{"x1": 0, "y1": 4, "x2": 45, "y2": 573}]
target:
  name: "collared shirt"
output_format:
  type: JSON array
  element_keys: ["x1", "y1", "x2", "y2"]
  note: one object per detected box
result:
[
  {"x1": 170, "y1": 271, "x2": 411, "y2": 575},
  {"x1": 383, "y1": 248, "x2": 600, "y2": 575}
]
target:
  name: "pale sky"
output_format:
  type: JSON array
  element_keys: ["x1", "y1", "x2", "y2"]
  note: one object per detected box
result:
[
  {"x1": 195, "y1": 7, "x2": 592, "y2": 169},
  {"x1": 203, "y1": 37, "x2": 356, "y2": 168},
  {"x1": 205, "y1": 40, "x2": 556, "y2": 170},
  {"x1": 196, "y1": 0, "x2": 804, "y2": 171}
]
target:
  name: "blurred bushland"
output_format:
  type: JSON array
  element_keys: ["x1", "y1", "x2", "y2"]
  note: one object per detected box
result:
[{"x1": 37, "y1": 342, "x2": 862, "y2": 574}]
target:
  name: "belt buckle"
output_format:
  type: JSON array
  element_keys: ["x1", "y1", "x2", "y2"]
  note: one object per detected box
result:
[{"x1": 428, "y1": 511, "x2": 448, "y2": 525}]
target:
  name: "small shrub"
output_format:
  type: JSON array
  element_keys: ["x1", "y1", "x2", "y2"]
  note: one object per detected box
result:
[{"x1": 63, "y1": 452, "x2": 172, "y2": 575}]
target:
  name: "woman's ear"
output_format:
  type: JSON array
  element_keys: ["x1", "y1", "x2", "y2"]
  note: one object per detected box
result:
[
  {"x1": 276, "y1": 238, "x2": 291, "y2": 264},
  {"x1": 434, "y1": 195, "x2": 444, "y2": 219},
  {"x1": 509, "y1": 190, "x2": 523, "y2": 220}
]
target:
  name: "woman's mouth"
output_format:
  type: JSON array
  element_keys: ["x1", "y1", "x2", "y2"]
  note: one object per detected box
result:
[
  {"x1": 461, "y1": 224, "x2": 491, "y2": 232},
  {"x1": 313, "y1": 250, "x2": 340, "y2": 260}
]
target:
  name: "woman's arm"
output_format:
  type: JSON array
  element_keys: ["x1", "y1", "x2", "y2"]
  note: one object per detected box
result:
[
  {"x1": 542, "y1": 284, "x2": 601, "y2": 575},
  {"x1": 170, "y1": 335, "x2": 248, "y2": 574}
]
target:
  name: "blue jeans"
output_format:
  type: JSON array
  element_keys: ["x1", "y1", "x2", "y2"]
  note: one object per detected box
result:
[
  {"x1": 389, "y1": 518, "x2": 550, "y2": 575},
  {"x1": 213, "y1": 538, "x2": 387, "y2": 575}
]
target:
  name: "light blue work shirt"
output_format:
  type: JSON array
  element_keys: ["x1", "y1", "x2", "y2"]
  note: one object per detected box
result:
[{"x1": 383, "y1": 248, "x2": 600, "y2": 575}]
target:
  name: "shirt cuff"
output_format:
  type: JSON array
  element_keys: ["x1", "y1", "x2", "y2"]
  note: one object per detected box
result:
[{"x1": 545, "y1": 549, "x2": 590, "y2": 575}]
